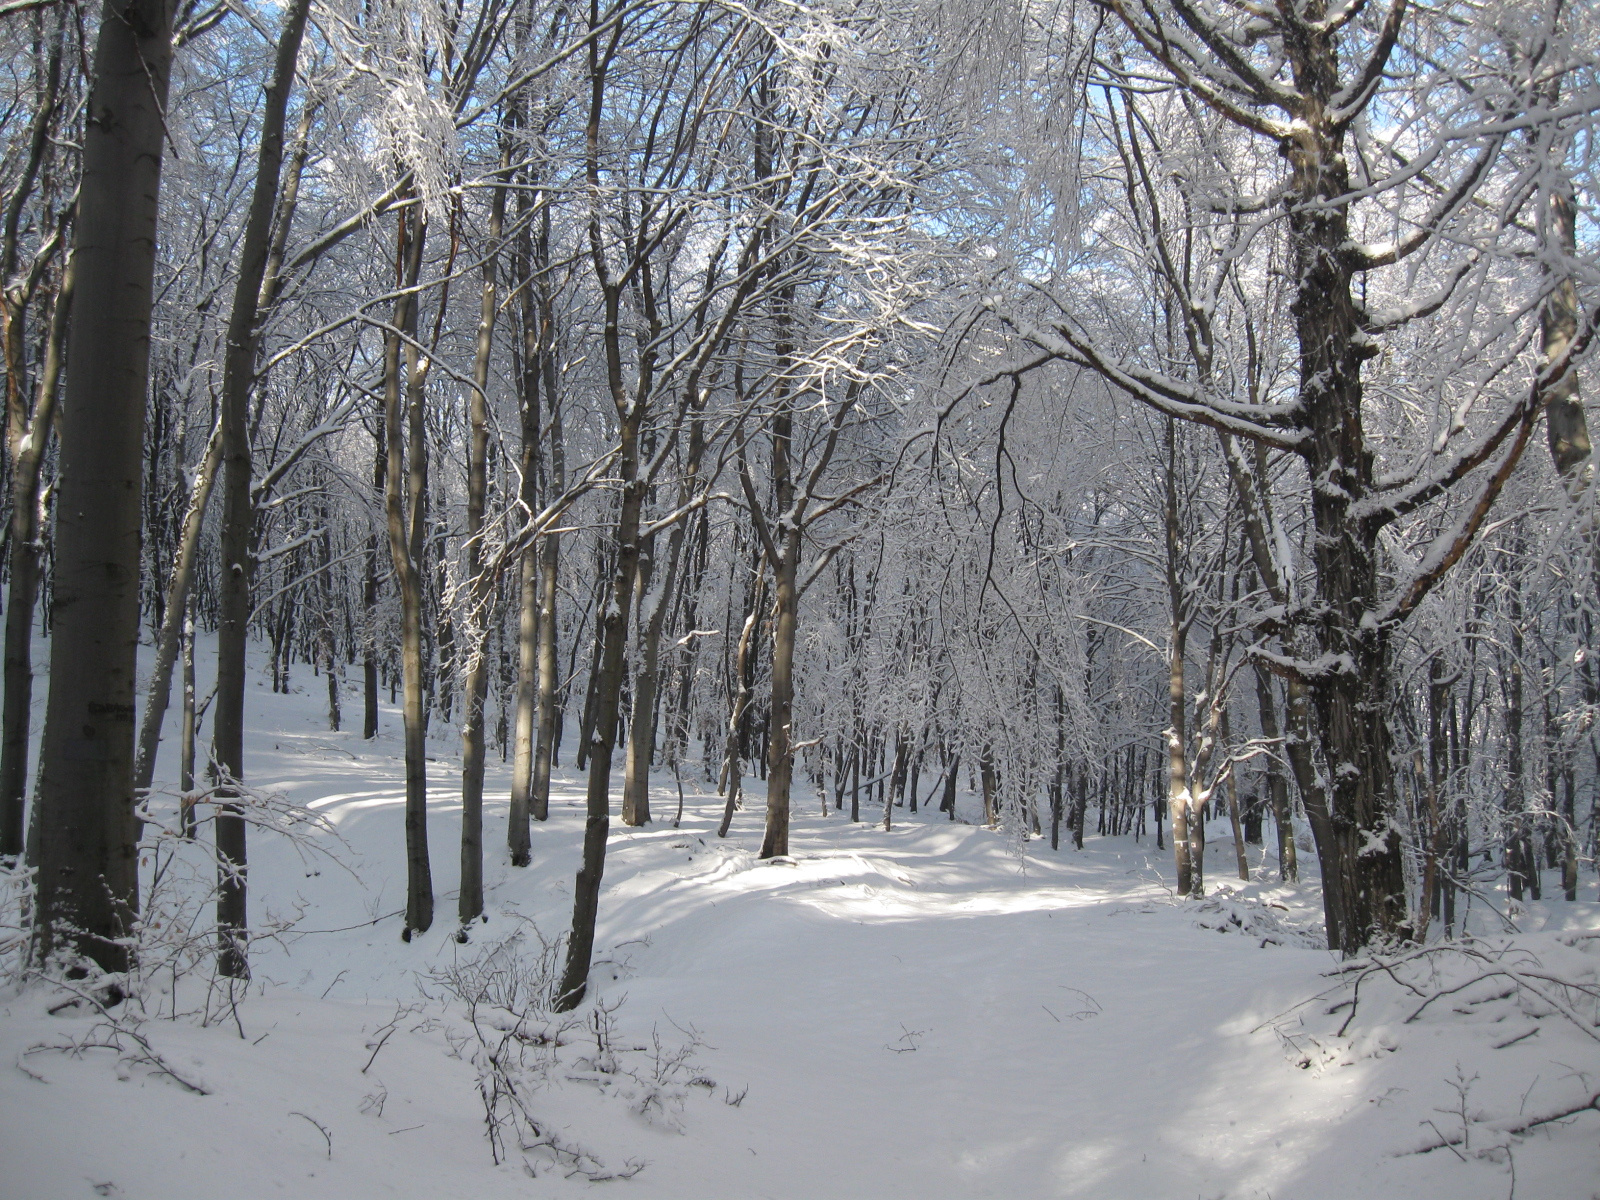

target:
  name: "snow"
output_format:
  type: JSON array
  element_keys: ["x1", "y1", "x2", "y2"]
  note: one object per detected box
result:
[{"x1": 3, "y1": 638, "x2": 1598, "y2": 1199}]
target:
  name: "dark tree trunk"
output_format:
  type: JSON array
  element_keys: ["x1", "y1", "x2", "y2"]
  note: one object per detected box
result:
[
  {"x1": 210, "y1": 0, "x2": 312, "y2": 978},
  {"x1": 30, "y1": 0, "x2": 174, "y2": 975}
]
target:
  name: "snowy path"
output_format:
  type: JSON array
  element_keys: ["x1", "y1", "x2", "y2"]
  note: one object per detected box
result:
[{"x1": 3, "y1": 666, "x2": 1598, "y2": 1198}]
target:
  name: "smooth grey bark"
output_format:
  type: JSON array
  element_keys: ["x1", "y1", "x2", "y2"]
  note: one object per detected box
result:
[
  {"x1": 509, "y1": 182, "x2": 559, "y2": 859},
  {"x1": 458, "y1": 161, "x2": 507, "y2": 926},
  {"x1": 530, "y1": 398, "x2": 564, "y2": 823},
  {"x1": 30, "y1": 0, "x2": 174, "y2": 975}
]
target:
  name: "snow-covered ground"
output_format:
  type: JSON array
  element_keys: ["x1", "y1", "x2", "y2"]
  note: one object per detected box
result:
[{"x1": 3, "y1": 644, "x2": 1598, "y2": 1199}]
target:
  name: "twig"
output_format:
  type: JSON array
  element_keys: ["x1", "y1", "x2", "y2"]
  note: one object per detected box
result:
[{"x1": 289, "y1": 1111, "x2": 332, "y2": 1158}]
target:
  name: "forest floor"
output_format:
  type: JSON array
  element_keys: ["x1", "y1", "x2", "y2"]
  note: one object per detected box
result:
[{"x1": 3, "y1": 644, "x2": 1599, "y2": 1199}]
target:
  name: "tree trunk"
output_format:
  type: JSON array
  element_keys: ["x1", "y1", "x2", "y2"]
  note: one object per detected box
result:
[
  {"x1": 363, "y1": 445, "x2": 383, "y2": 740},
  {"x1": 530, "y1": 420, "x2": 563, "y2": 822},
  {"x1": 458, "y1": 160, "x2": 506, "y2": 927},
  {"x1": 210, "y1": 0, "x2": 312, "y2": 978},
  {"x1": 386, "y1": 202, "x2": 433, "y2": 940},
  {"x1": 759, "y1": 519, "x2": 799, "y2": 858},
  {"x1": 718, "y1": 571, "x2": 764, "y2": 839},
  {"x1": 980, "y1": 746, "x2": 997, "y2": 828},
  {"x1": 554, "y1": 405, "x2": 641, "y2": 1009},
  {"x1": 1221, "y1": 710, "x2": 1248, "y2": 881},
  {"x1": 30, "y1": 0, "x2": 173, "y2": 976},
  {"x1": 1164, "y1": 419, "x2": 1194, "y2": 897},
  {"x1": 0, "y1": 20, "x2": 67, "y2": 862},
  {"x1": 620, "y1": 532, "x2": 661, "y2": 828},
  {"x1": 133, "y1": 420, "x2": 221, "y2": 793},
  {"x1": 179, "y1": 603, "x2": 196, "y2": 837},
  {"x1": 1540, "y1": 141, "x2": 1590, "y2": 480},
  {"x1": 1252, "y1": 660, "x2": 1296, "y2": 882},
  {"x1": 554, "y1": 25, "x2": 645, "y2": 1006},
  {"x1": 0, "y1": 256, "x2": 68, "y2": 858}
]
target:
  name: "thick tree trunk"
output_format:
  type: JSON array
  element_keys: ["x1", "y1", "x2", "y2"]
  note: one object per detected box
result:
[
  {"x1": 980, "y1": 746, "x2": 998, "y2": 828},
  {"x1": 1273, "y1": 58, "x2": 1408, "y2": 952},
  {"x1": 30, "y1": 0, "x2": 173, "y2": 975},
  {"x1": 1541, "y1": 157, "x2": 1590, "y2": 480}
]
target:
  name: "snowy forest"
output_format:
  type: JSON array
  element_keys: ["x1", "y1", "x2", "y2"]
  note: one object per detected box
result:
[{"x1": 2, "y1": 0, "x2": 1600, "y2": 1195}]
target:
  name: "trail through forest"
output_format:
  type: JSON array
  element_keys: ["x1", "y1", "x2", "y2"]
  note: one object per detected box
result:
[{"x1": 2, "y1": 643, "x2": 1596, "y2": 1199}]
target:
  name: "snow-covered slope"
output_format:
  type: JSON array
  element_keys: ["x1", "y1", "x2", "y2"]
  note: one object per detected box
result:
[{"x1": 3, "y1": 646, "x2": 1597, "y2": 1199}]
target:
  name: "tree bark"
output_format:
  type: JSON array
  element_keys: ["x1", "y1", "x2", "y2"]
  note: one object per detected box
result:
[
  {"x1": 133, "y1": 420, "x2": 221, "y2": 794},
  {"x1": 1163, "y1": 420, "x2": 1195, "y2": 897},
  {"x1": 210, "y1": 0, "x2": 312, "y2": 978},
  {"x1": 0, "y1": 256, "x2": 68, "y2": 857},
  {"x1": 1540, "y1": 137, "x2": 1589, "y2": 480},
  {"x1": 179, "y1": 603, "x2": 196, "y2": 836},
  {"x1": 0, "y1": 18, "x2": 67, "y2": 861},
  {"x1": 30, "y1": 0, "x2": 174, "y2": 975},
  {"x1": 1252, "y1": 660, "x2": 1297, "y2": 882},
  {"x1": 506, "y1": 184, "x2": 552, "y2": 861},
  {"x1": 718, "y1": 570, "x2": 764, "y2": 839},
  {"x1": 554, "y1": 17, "x2": 640, "y2": 1008},
  {"x1": 554, "y1": 404, "x2": 640, "y2": 1008},
  {"x1": 530, "y1": 393, "x2": 564, "y2": 823},
  {"x1": 385, "y1": 201, "x2": 433, "y2": 941},
  {"x1": 458, "y1": 160, "x2": 507, "y2": 926}
]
